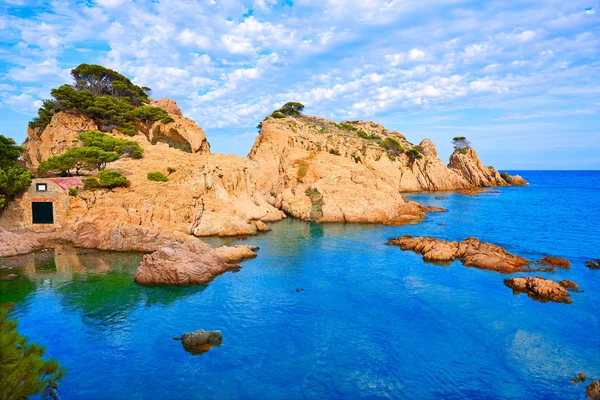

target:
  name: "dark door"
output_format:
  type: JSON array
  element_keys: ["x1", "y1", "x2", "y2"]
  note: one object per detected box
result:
[{"x1": 32, "y1": 202, "x2": 54, "y2": 224}]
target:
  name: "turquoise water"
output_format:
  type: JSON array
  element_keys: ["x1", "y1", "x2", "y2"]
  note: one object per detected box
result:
[{"x1": 1, "y1": 170, "x2": 599, "y2": 399}]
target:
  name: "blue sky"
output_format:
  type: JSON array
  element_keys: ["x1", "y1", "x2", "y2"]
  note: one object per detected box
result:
[{"x1": 1, "y1": 0, "x2": 599, "y2": 169}]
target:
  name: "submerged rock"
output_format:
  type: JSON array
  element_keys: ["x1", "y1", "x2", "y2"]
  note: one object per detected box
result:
[
  {"x1": 175, "y1": 329, "x2": 222, "y2": 355},
  {"x1": 584, "y1": 260, "x2": 600, "y2": 269},
  {"x1": 587, "y1": 380, "x2": 600, "y2": 400},
  {"x1": 503, "y1": 276, "x2": 576, "y2": 304},
  {"x1": 387, "y1": 235, "x2": 532, "y2": 273},
  {"x1": 538, "y1": 256, "x2": 571, "y2": 269},
  {"x1": 0, "y1": 228, "x2": 43, "y2": 257},
  {"x1": 571, "y1": 373, "x2": 587, "y2": 383}
]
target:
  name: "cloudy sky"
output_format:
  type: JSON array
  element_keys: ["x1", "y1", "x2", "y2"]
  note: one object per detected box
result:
[{"x1": 1, "y1": 0, "x2": 599, "y2": 169}]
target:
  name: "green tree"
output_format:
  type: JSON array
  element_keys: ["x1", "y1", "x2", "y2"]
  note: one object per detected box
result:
[
  {"x1": 71, "y1": 64, "x2": 150, "y2": 104},
  {"x1": 452, "y1": 136, "x2": 471, "y2": 150},
  {"x1": 130, "y1": 106, "x2": 174, "y2": 129},
  {"x1": 279, "y1": 102, "x2": 304, "y2": 116},
  {"x1": 68, "y1": 147, "x2": 119, "y2": 171},
  {"x1": 37, "y1": 153, "x2": 78, "y2": 177},
  {"x1": 0, "y1": 135, "x2": 33, "y2": 210},
  {"x1": 0, "y1": 308, "x2": 65, "y2": 400},
  {"x1": 79, "y1": 131, "x2": 143, "y2": 159},
  {"x1": 28, "y1": 100, "x2": 58, "y2": 129},
  {"x1": 51, "y1": 85, "x2": 95, "y2": 113}
]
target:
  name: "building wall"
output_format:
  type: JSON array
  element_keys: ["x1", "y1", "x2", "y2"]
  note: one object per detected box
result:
[{"x1": 0, "y1": 178, "x2": 71, "y2": 231}]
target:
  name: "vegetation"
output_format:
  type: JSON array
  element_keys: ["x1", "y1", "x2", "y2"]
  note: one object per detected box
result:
[
  {"x1": 82, "y1": 170, "x2": 129, "y2": 189},
  {"x1": 329, "y1": 149, "x2": 340, "y2": 155},
  {"x1": 130, "y1": 106, "x2": 174, "y2": 129},
  {"x1": 452, "y1": 136, "x2": 471, "y2": 151},
  {"x1": 147, "y1": 172, "x2": 169, "y2": 182},
  {"x1": 337, "y1": 122, "x2": 356, "y2": 131},
  {"x1": 79, "y1": 131, "x2": 143, "y2": 159},
  {"x1": 68, "y1": 187, "x2": 78, "y2": 196},
  {"x1": 0, "y1": 308, "x2": 65, "y2": 400},
  {"x1": 167, "y1": 167, "x2": 177, "y2": 174},
  {"x1": 380, "y1": 137, "x2": 404, "y2": 155},
  {"x1": 0, "y1": 135, "x2": 34, "y2": 210},
  {"x1": 29, "y1": 64, "x2": 171, "y2": 136},
  {"x1": 357, "y1": 130, "x2": 381, "y2": 141},
  {"x1": 38, "y1": 147, "x2": 119, "y2": 176},
  {"x1": 406, "y1": 147, "x2": 425, "y2": 162}
]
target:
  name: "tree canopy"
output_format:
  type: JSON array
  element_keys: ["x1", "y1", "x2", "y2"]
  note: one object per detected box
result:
[
  {"x1": 79, "y1": 131, "x2": 143, "y2": 159},
  {"x1": 0, "y1": 308, "x2": 65, "y2": 400},
  {"x1": 28, "y1": 63, "x2": 169, "y2": 136},
  {"x1": 452, "y1": 136, "x2": 471, "y2": 150},
  {"x1": 0, "y1": 135, "x2": 33, "y2": 210},
  {"x1": 38, "y1": 147, "x2": 119, "y2": 176}
]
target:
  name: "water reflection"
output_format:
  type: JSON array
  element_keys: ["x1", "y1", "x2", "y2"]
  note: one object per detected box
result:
[{"x1": 1, "y1": 248, "x2": 206, "y2": 328}]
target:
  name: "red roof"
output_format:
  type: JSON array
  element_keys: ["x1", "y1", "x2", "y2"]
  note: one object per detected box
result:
[{"x1": 47, "y1": 177, "x2": 84, "y2": 190}]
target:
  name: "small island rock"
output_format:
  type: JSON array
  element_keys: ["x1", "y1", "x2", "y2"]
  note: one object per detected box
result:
[
  {"x1": 503, "y1": 276, "x2": 576, "y2": 304},
  {"x1": 587, "y1": 380, "x2": 600, "y2": 400},
  {"x1": 538, "y1": 256, "x2": 571, "y2": 269}
]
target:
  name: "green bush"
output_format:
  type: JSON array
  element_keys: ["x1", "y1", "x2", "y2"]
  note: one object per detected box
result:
[
  {"x1": 271, "y1": 111, "x2": 285, "y2": 118},
  {"x1": 380, "y1": 138, "x2": 404, "y2": 155},
  {"x1": 167, "y1": 167, "x2": 177, "y2": 174},
  {"x1": 147, "y1": 172, "x2": 169, "y2": 182},
  {"x1": 406, "y1": 147, "x2": 424, "y2": 161},
  {"x1": 337, "y1": 123, "x2": 356, "y2": 131},
  {"x1": 79, "y1": 131, "x2": 143, "y2": 159},
  {"x1": 83, "y1": 170, "x2": 129, "y2": 189},
  {"x1": 357, "y1": 130, "x2": 381, "y2": 141},
  {"x1": 130, "y1": 106, "x2": 173, "y2": 129},
  {"x1": 0, "y1": 135, "x2": 34, "y2": 209},
  {"x1": 0, "y1": 308, "x2": 65, "y2": 399},
  {"x1": 68, "y1": 187, "x2": 77, "y2": 196}
]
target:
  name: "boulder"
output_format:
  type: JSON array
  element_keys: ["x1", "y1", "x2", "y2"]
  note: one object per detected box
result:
[
  {"x1": 538, "y1": 256, "x2": 571, "y2": 269},
  {"x1": 587, "y1": 380, "x2": 600, "y2": 400},
  {"x1": 503, "y1": 276, "x2": 576, "y2": 304},
  {"x1": 559, "y1": 279, "x2": 579, "y2": 291},
  {"x1": 0, "y1": 228, "x2": 43, "y2": 257},
  {"x1": 175, "y1": 329, "x2": 222, "y2": 355},
  {"x1": 387, "y1": 235, "x2": 532, "y2": 273},
  {"x1": 584, "y1": 260, "x2": 599, "y2": 269}
]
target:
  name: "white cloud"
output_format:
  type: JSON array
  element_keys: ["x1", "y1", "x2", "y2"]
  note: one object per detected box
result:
[
  {"x1": 2, "y1": 93, "x2": 40, "y2": 114},
  {"x1": 409, "y1": 48, "x2": 425, "y2": 60}
]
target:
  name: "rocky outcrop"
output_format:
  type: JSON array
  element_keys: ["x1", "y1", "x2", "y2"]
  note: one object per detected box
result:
[
  {"x1": 175, "y1": 329, "x2": 222, "y2": 355},
  {"x1": 0, "y1": 227, "x2": 43, "y2": 257},
  {"x1": 387, "y1": 235, "x2": 532, "y2": 273},
  {"x1": 23, "y1": 112, "x2": 98, "y2": 167},
  {"x1": 504, "y1": 276, "x2": 577, "y2": 303},
  {"x1": 448, "y1": 148, "x2": 513, "y2": 187},
  {"x1": 151, "y1": 98, "x2": 183, "y2": 117},
  {"x1": 587, "y1": 380, "x2": 600, "y2": 400},
  {"x1": 214, "y1": 245, "x2": 259, "y2": 263},
  {"x1": 538, "y1": 256, "x2": 571, "y2": 269},
  {"x1": 559, "y1": 279, "x2": 579, "y2": 291},
  {"x1": 584, "y1": 260, "x2": 600, "y2": 269},
  {"x1": 134, "y1": 235, "x2": 257, "y2": 286}
]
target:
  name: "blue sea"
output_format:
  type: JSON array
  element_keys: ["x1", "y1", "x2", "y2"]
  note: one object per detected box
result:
[{"x1": 1, "y1": 170, "x2": 599, "y2": 399}]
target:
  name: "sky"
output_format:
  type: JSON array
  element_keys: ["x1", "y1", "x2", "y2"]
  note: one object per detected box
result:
[{"x1": 0, "y1": 0, "x2": 599, "y2": 169}]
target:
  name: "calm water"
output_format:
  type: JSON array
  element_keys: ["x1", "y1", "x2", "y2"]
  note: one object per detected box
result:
[{"x1": 1, "y1": 170, "x2": 599, "y2": 399}]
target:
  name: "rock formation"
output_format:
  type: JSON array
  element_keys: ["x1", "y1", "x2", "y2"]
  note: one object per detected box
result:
[
  {"x1": 584, "y1": 260, "x2": 600, "y2": 269},
  {"x1": 503, "y1": 276, "x2": 577, "y2": 303},
  {"x1": 0, "y1": 227, "x2": 43, "y2": 257},
  {"x1": 387, "y1": 235, "x2": 532, "y2": 273},
  {"x1": 175, "y1": 329, "x2": 223, "y2": 355},
  {"x1": 538, "y1": 256, "x2": 571, "y2": 269},
  {"x1": 587, "y1": 380, "x2": 600, "y2": 400},
  {"x1": 448, "y1": 148, "x2": 511, "y2": 187}
]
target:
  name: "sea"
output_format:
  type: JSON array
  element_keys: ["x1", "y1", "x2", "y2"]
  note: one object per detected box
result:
[{"x1": 1, "y1": 170, "x2": 599, "y2": 399}]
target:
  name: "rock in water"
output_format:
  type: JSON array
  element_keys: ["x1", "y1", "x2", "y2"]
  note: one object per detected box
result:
[
  {"x1": 503, "y1": 276, "x2": 576, "y2": 304},
  {"x1": 0, "y1": 228, "x2": 43, "y2": 257},
  {"x1": 587, "y1": 380, "x2": 600, "y2": 400},
  {"x1": 176, "y1": 329, "x2": 222, "y2": 355},
  {"x1": 584, "y1": 260, "x2": 599, "y2": 269},
  {"x1": 387, "y1": 235, "x2": 532, "y2": 273},
  {"x1": 559, "y1": 279, "x2": 579, "y2": 291},
  {"x1": 538, "y1": 256, "x2": 571, "y2": 269}
]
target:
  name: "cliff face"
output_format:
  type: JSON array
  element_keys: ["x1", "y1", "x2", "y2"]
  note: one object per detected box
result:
[{"x1": 5, "y1": 108, "x2": 526, "y2": 243}]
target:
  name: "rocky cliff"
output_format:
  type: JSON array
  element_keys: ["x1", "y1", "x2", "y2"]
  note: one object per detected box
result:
[{"x1": 4, "y1": 105, "x2": 526, "y2": 244}]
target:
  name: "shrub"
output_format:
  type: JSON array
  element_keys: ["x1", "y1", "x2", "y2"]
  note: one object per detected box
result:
[
  {"x1": 357, "y1": 130, "x2": 380, "y2": 141},
  {"x1": 28, "y1": 99, "x2": 58, "y2": 129},
  {"x1": 406, "y1": 147, "x2": 424, "y2": 161},
  {"x1": 147, "y1": 172, "x2": 169, "y2": 182},
  {"x1": 271, "y1": 111, "x2": 285, "y2": 118},
  {"x1": 167, "y1": 167, "x2": 177, "y2": 174},
  {"x1": 329, "y1": 149, "x2": 340, "y2": 155},
  {"x1": 337, "y1": 122, "x2": 356, "y2": 131},
  {"x1": 380, "y1": 138, "x2": 404, "y2": 155},
  {"x1": 68, "y1": 187, "x2": 77, "y2": 196},
  {"x1": 0, "y1": 308, "x2": 65, "y2": 400},
  {"x1": 83, "y1": 170, "x2": 129, "y2": 189},
  {"x1": 130, "y1": 106, "x2": 173, "y2": 129}
]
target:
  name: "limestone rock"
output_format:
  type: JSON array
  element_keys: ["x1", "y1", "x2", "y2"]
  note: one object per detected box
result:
[
  {"x1": 23, "y1": 112, "x2": 98, "y2": 167},
  {"x1": 387, "y1": 235, "x2": 532, "y2": 273},
  {"x1": 0, "y1": 227, "x2": 43, "y2": 257},
  {"x1": 587, "y1": 380, "x2": 600, "y2": 400},
  {"x1": 538, "y1": 256, "x2": 571, "y2": 269},
  {"x1": 504, "y1": 276, "x2": 575, "y2": 303}
]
